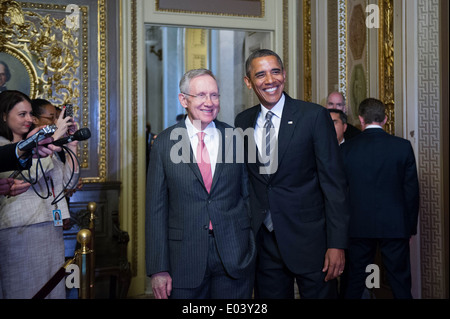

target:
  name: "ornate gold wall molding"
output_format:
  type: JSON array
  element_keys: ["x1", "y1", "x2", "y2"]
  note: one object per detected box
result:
[
  {"x1": 302, "y1": 0, "x2": 311, "y2": 102},
  {"x1": 379, "y1": 0, "x2": 395, "y2": 135},
  {"x1": 185, "y1": 28, "x2": 209, "y2": 70},
  {"x1": 0, "y1": 0, "x2": 108, "y2": 182}
]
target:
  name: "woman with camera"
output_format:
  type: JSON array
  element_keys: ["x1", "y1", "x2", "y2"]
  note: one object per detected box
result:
[{"x1": 0, "y1": 90, "x2": 78, "y2": 299}]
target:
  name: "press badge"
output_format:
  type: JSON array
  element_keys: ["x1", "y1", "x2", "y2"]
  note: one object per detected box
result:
[{"x1": 53, "y1": 209, "x2": 63, "y2": 227}]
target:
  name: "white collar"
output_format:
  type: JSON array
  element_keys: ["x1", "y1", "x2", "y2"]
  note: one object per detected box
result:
[
  {"x1": 185, "y1": 116, "x2": 217, "y2": 139},
  {"x1": 260, "y1": 93, "x2": 285, "y2": 120},
  {"x1": 365, "y1": 124, "x2": 383, "y2": 130}
]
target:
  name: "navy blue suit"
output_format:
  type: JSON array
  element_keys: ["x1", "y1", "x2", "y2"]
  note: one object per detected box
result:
[
  {"x1": 341, "y1": 128, "x2": 420, "y2": 298},
  {"x1": 235, "y1": 93, "x2": 349, "y2": 298}
]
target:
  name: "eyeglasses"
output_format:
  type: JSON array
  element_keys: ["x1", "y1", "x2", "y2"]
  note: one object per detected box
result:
[
  {"x1": 37, "y1": 116, "x2": 56, "y2": 122},
  {"x1": 182, "y1": 92, "x2": 220, "y2": 102}
]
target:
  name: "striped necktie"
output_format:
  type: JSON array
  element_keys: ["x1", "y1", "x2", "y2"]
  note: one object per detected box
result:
[
  {"x1": 262, "y1": 111, "x2": 275, "y2": 231},
  {"x1": 197, "y1": 132, "x2": 213, "y2": 230}
]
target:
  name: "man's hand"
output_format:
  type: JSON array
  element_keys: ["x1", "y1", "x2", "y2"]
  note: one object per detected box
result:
[
  {"x1": 17, "y1": 127, "x2": 62, "y2": 159},
  {"x1": 8, "y1": 179, "x2": 31, "y2": 196},
  {"x1": 0, "y1": 178, "x2": 31, "y2": 196},
  {"x1": 0, "y1": 178, "x2": 13, "y2": 196},
  {"x1": 151, "y1": 271, "x2": 172, "y2": 299},
  {"x1": 322, "y1": 248, "x2": 345, "y2": 282},
  {"x1": 35, "y1": 136, "x2": 62, "y2": 156}
]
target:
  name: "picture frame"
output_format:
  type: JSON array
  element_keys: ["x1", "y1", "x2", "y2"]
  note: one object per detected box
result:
[{"x1": 0, "y1": 46, "x2": 38, "y2": 98}]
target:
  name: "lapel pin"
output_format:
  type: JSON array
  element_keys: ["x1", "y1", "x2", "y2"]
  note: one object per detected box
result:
[{"x1": 288, "y1": 121, "x2": 293, "y2": 124}]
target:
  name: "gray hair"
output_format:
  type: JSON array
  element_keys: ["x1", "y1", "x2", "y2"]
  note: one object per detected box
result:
[{"x1": 179, "y1": 69, "x2": 217, "y2": 94}]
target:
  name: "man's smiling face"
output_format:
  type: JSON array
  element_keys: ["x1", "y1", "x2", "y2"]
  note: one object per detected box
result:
[
  {"x1": 179, "y1": 74, "x2": 220, "y2": 130},
  {"x1": 244, "y1": 55, "x2": 286, "y2": 110}
]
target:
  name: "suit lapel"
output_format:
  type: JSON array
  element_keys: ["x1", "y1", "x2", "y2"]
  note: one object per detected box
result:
[
  {"x1": 170, "y1": 121, "x2": 206, "y2": 190},
  {"x1": 173, "y1": 119, "x2": 230, "y2": 194},
  {"x1": 210, "y1": 121, "x2": 229, "y2": 193},
  {"x1": 242, "y1": 106, "x2": 263, "y2": 176},
  {"x1": 275, "y1": 94, "x2": 299, "y2": 173}
]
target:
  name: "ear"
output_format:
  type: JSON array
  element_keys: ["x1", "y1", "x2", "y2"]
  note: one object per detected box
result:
[
  {"x1": 343, "y1": 123, "x2": 348, "y2": 132},
  {"x1": 244, "y1": 76, "x2": 253, "y2": 90},
  {"x1": 381, "y1": 115, "x2": 388, "y2": 126},
  {"x1": 178, "y1": 93, "x2": 188, "y2": 109},
  {"x1": 358, "y1": 115, "x2": 365, "y2": 128}
]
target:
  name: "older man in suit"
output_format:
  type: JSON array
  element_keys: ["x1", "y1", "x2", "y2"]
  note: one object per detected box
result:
[
  {"x1": 235, "y1": 49, "x2": 349, "y2": 299},
  {"x1": 145, "y1": 69, "x2": 256, "y2": 299},
  {"x1": 341, "y1": 98, "x2": 420, "y2": 299},
  {"x1": 326, "y1": 91, "x2": 360, "y2": 141}
]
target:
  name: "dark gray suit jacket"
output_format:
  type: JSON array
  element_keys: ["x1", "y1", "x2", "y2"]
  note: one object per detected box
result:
[
  {"x1": 145, "y1": 119, "x2": 256, "y2": 289},
  {"x1": 235, "y1": 93, "x2": 349, "y2": 275}
]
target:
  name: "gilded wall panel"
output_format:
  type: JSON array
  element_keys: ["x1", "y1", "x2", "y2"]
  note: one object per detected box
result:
[{"x1": 1, "y1": 0, "x2": 107, "y2": 182}]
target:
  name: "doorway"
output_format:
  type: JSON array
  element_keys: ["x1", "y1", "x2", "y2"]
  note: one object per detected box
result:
[{"x1": 144, "y1": 24, "x2": 271, "y2": 135}]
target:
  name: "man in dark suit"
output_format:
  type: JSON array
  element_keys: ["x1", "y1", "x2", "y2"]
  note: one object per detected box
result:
[
  {"x1": 234, "y1": 49, "x2": 349, "y2": 299},
  {"x1": 341, "y1": 98, "x2": 420, "y2": 299},
  {"x1": 146, "y1": 69, "x2": 255, "y2": 299},
  {"x1": 326, "y1": 91, "x2": 360, "y2": 141}
]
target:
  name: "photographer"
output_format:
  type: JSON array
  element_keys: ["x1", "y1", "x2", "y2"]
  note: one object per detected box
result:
[{"x1": 0, "y1": 90, "x2": 78, "y2": 299}]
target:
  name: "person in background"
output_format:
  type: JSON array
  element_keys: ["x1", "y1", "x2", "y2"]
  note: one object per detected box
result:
[
  {"x1": 326, "y1": 91, "x2": 360, "y2": 141},
  {"x1": 146, "y1": 69, "x2": 255, "y2": 299},
  {"x1": 0, "y1": 90, "x2": 78, "y2": 298},
  {"x1": 341, "y1": 98, "x2": 420, "y2": 299},
  {"x1": 328, "y1": 109, "x2": 348, "y2": 145},
  {"x1": 235, "y1": 49, "x2": 349, "y2": 299}
]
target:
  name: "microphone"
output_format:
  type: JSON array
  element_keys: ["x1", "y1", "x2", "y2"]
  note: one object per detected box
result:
[
  {"x1": 18, "y1": 125, "x2": 57, "y2": 152},
  {"x1": 52, "y1": 128, "x2": 91, "y2": 146}
]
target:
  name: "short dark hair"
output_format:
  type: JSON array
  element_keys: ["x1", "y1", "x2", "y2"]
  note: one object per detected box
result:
[
  {"x1": 245, "y1": 49, "x2": 284, "y2": 78},
  {"x1": 31, "y1": 98, "x2": 53, "y2": 118},
  {"x1": 328, "y1": 108, "x2": 347, "y2": 125},
  {"x1": 0, "y1": 90, "x2": 32, "y2": 141},
  {"x1": 358, "y1": 98, "x2": 386, "y2": 124}
]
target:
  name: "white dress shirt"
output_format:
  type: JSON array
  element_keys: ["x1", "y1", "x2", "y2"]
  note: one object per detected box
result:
[
  {"x1": 185, "y1": 117, "x2": 219, "y2": 177},
  {"x1": 254, "y1": 93, "x2": 285, "y2": 156}
]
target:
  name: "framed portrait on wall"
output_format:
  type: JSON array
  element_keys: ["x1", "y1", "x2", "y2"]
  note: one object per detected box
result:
[{"x1": 0, "y1": 47, "x2": 38, "y2": 97}]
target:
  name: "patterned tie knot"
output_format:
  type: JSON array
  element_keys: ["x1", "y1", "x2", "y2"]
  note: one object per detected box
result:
[
  {"x1": 264, "y1": 111, "x2": 275, "y2": 128},
  {"x1": 197, "y1": 131, "x2": 205, "y2": 142}
]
